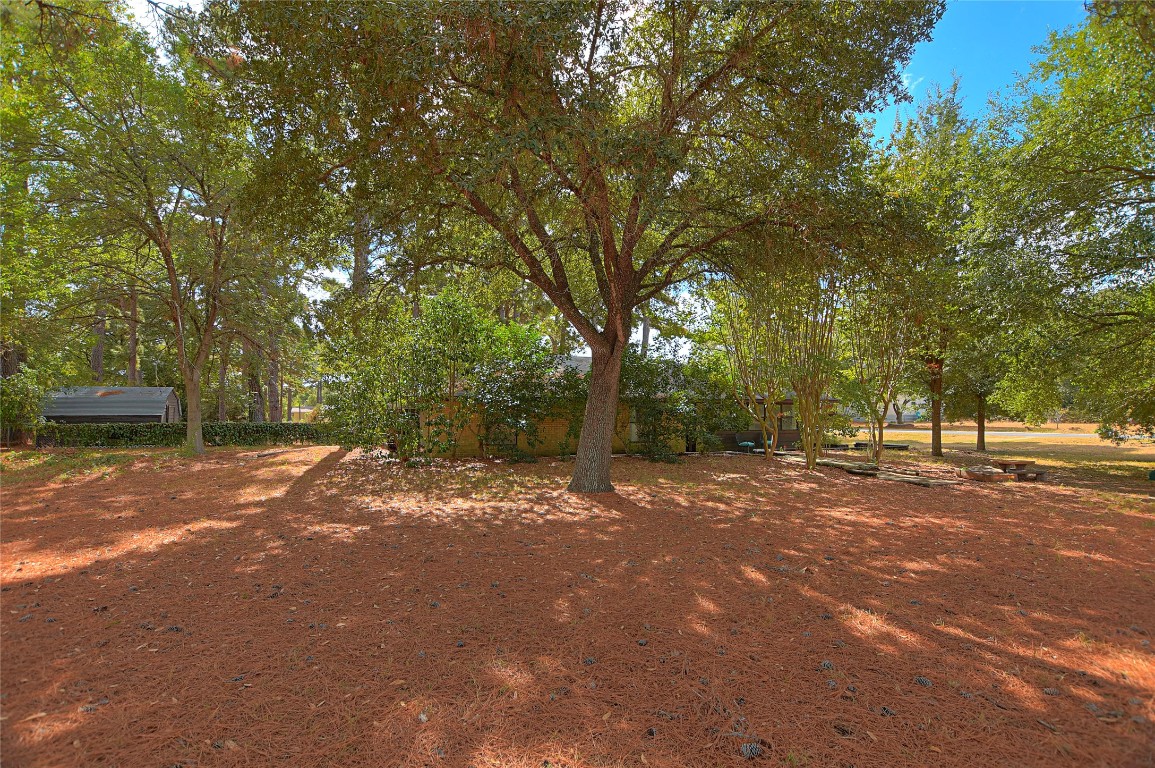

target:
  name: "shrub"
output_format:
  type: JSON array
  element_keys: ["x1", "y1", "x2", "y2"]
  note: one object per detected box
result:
[
  {"x1": 1, "y1": 365, "x2": 48, "y2": 443},
  {"x1": 36, "y1": 421, "x2": 332, "y2": 448}
]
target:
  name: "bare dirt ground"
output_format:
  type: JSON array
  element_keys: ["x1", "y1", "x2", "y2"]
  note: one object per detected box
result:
[{"x1": 2, "y1": 447, "x2": 1153, "y2": 767}]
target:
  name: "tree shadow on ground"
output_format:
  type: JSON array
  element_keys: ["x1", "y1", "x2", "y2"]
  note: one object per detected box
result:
[{"x1": 2, "y1": 448, "x2": 1152, "y2": 768}]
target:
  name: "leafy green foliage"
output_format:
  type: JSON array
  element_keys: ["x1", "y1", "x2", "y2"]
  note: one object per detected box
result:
[
  {"x1": 323, "y1": 297, "x2": 430, "y2": 457},
  {"x1": 970, "y1": 12, "x2": 1155, "y2": 439},
  {"x1": 199, "y1": 0, "x2": 942, "y2": 491},
  {"x1": 323, "y1": 287, "x2": 574, "y2": 458},
  {"x1": 618, "y1": 345, "x2": 745, "y2": 461},
  {"x1": 464, "y1": 322, "x2": 571, "y2": 459},
  {"x1": 0, "y1": 364, "x2": 48, "y2": 439},
  {"x1": 36, "y1": 421, "x2": 330, "y2": 448}
]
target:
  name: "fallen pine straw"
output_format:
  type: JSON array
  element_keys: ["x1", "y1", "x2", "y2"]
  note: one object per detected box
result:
[{"x1": 1, "y1": 448, "x2": 1151, "y2": 767}]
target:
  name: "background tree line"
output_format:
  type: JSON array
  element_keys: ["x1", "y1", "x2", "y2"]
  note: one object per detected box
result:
[{"x1": 2, "y1": 1, "x2": 1150, "y2": 488}]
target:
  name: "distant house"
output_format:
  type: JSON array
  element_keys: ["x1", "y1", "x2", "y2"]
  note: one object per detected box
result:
[
  {"x1": 42, "y1": 387, "x2": 182, "y2": 424},
  {"x1": 718, "y1": 393, "x2": 840, "y2": 452}
]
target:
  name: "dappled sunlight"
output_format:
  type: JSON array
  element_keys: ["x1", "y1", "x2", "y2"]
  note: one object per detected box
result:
[
  {"x1": 739, "y1": 565, "x2": 768, "y2": 585},
  {"x1": 487, "y1": 658, "x2": 539, "y2": 698},
  {"x1": 2, "y1": 517, "x2": 244, "y2": 580},
  {"x1": 3, "y1": 450, "x2": 1152, "y2": 767},
  {"x1": 840, "y1": 604, "x2": 927, "y2": 654},
  {"x1": 13, "y1": 709, "x2": 85, "y2": 748},
  {"x1": 693, "y1": 594, "x2": 722, "y2": 614}
]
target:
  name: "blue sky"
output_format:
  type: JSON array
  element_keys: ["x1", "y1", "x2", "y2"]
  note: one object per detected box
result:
[{"x1": 867, "y1": 0, "x2": 1088, "y2": 142}]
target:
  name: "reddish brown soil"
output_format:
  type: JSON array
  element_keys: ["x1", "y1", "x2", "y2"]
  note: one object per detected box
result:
[{"x1": 2, "y1": 448, "x2": 1153, "y2": 768}]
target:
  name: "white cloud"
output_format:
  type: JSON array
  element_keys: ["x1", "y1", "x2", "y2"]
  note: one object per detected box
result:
[{"x1": 901, "y1": 72, "x2": 926, "y2": 93}]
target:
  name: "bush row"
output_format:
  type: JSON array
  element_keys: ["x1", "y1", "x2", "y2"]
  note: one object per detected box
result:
[{"x1": 36, "y1": 421, "x2": 332, "y2": 448}]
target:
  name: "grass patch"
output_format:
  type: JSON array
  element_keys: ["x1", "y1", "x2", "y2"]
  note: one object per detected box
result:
[
  {"x1": 853, "y1": 429, "x2": 1155, "y2": 503},
  {"x1": 0, "y1": 447, "x2": 179, "y2": 486}
]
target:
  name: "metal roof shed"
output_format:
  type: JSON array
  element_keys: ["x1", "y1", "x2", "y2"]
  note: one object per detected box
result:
[{"x1": 42, "y1": 387, "x2": 182, "y2": 424}]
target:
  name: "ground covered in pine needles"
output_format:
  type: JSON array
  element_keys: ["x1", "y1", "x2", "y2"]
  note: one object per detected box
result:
[{"x1": 2, "y1": 447, "x2": 1153, "y2": 767}]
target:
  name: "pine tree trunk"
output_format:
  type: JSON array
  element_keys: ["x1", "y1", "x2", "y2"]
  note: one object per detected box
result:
[
  {"x1": 567, "y1": 342, "x2": 624, "y2": 493},
  {"x1": 217, "y1": 339, "x2": 230, "y2": 421},
  {"x1": 267, "y1": 336, "x2": 282, "y2": 422},
  {"x1": 640, "y1": 314, "x2": 651, "y2": 357},
  {"x1": 90, "y1": 306, "x2": 107, "y2": 383},
  {"x1": 185, "y1": 370, "x2": 205, "y2": 453},
  {"x1": 243, "y1": 339, "x2": 265, "y2": 422},
  {"x1": 976, "y1": 394, "x2": 987, "y2": 452},
  {"x1": 928, "y1": 358, "x2": 944, "y2": 457},
  {"x1": 126, "y1": 286, "x2": 140, "y2": 384}
]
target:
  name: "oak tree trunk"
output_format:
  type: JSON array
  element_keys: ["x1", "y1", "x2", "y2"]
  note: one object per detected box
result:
[
  {"x1": 892, "y1": 402, "x2": 903, "y2": 424},
  {"x1": 567, "y1": 342, "x2": 625, "y2": 493}
]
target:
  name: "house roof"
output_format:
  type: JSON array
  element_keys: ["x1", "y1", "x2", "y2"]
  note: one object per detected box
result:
[
  {"x1": 563, "y1": 355, "x2": 592, "y2": 375},
  {"x1": 42, "y1": 387, "x2": 177, "y2": 418}
]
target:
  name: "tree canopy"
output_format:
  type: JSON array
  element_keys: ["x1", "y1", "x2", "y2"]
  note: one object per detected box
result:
[{"x1": 2, "y1": 0, "x2": 1150, "y2": 480}]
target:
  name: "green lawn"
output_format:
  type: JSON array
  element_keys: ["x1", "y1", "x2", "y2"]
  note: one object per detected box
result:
[{"x1": 858, "y1": 428, "x2": 1155, "y2": 499}]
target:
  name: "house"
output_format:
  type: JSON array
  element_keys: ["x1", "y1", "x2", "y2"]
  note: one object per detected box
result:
[
  {"x1": 41, "y1": 387, "x2": 182, "y2": 424},
  {"x1": 717, "y1": 394, "x2": 839, "y2": 452},
  {"x1": 717, "y1": 395, "x2": 798, "y2": 451}
]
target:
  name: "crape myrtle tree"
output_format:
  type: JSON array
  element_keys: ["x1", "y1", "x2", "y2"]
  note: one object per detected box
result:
[
  {"x1": 836, "y1": 171, "x2": 927, "y2": 464},
  {"x1": 714, "y1": 276, "x2": 790, "y2": 458},
  {"x1": 840, "y1": 275, "x2": 917, "y2": 463},
  {"x1": 201, "y1": 0, "x2": 942, "y2": 491},
  {"x1": 778, "y1": 241, "x2": 843, "y2": 470}
]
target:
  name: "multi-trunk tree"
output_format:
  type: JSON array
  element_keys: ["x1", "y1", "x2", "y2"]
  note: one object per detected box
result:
[
  {"x1": 714, "y1": 278, "x2": 789, "y2": 458},
  {"x1": 840, "y1": 276, "x2": 916, "y2": 463}
]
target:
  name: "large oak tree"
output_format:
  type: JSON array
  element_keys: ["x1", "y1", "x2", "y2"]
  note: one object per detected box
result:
[{"x1": 204, "y1": 0, "x2": 941, "y2": 490}]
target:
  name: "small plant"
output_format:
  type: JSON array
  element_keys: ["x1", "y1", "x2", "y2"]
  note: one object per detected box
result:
[{"x1": 784, "y1": 750, "x2": 809, "y2": 766}]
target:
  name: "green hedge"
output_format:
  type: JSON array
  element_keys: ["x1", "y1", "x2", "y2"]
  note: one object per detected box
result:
[{"x1": 36, "y1": 422, "x2": 332, "y2": 448}]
